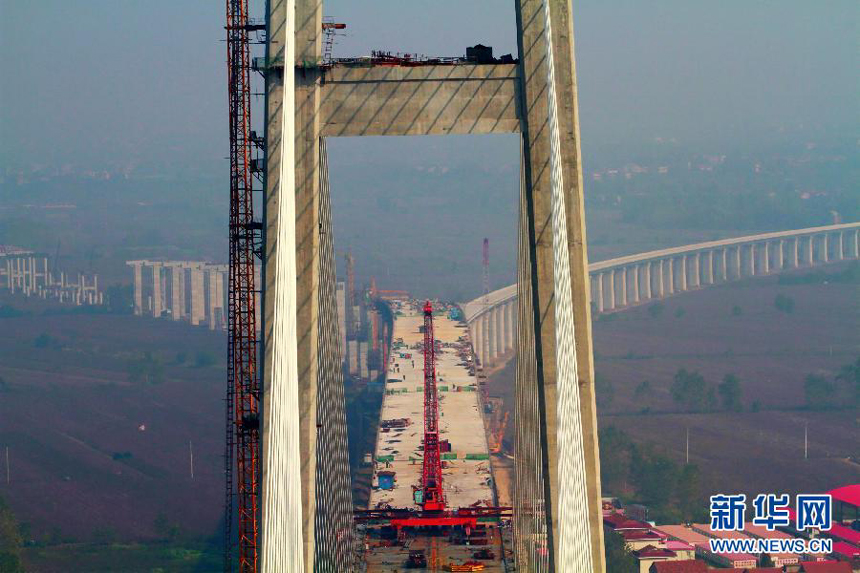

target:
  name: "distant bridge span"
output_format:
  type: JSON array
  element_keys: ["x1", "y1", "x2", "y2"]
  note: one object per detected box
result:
[{"x1": 462, "y1": 222, "x2": 860, "y2": 367}]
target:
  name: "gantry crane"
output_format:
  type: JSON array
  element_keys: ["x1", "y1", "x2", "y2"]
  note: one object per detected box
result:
[{"x1": 421, "y1": 301, "x2": 445, "y2": 512}]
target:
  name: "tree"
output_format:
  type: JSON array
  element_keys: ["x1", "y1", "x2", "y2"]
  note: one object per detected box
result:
[
  {"x1": 774, "y1": 293, "x2": 795, "y2": 313},
  {"x1": 633, "y1": 380, "x2": 652, "y2": 407},
  {"x1": 127, "y1": 352, "x2": 165, "y2": 384},
  {"x1": 34, "y1": 333, "x2": 54, "y2": 349},
  {"x1": 731, "y1": 305, "x2": 742, "y2": 316},
  {"x1": 595, "y1": 373, "x2": 615, "y2": 409},
  {"x1": 647, "y1": 302, "x2": 664, "y2": 318},
  {"x1": 836, "y1": 356, "x2": 860, "y2": 406},
  {"x1": 194, "y1": 351, "x2": 216, "y2": 368},
  {"x1": 804, "y1": 374, "x2": 837, "y2": 410},
  {"x1": 0, "y1": 497, "x2": 23, "y2": 573},
  {"x1": 105, "y1": 284, "x2": 134, "y2": 314},
  {"x1": 631, "y1": 446, "x2": 678, "y2": 508},
  {"x1": 677, "y1": 464, "x2": 707, "y2": 523},
  {"x1": 671, "y1": 369, "x2": 708, "y2": 412},
  {"x1": 599, "y1": 427, "x2": 632, "y2": 494},
  {"x1": 604, "y1": 528, "x2": 637, "y2": 573},
  {"x1": 718, "y1": 374, "x2": 743, "y2": 411}
]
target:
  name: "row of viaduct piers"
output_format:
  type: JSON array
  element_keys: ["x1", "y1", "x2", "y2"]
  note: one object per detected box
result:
[{"x1": 462, "y1": 222, "x2": 859, "y2": 368}]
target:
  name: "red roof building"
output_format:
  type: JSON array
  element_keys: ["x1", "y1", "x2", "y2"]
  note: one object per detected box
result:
[
  {"x1": 831, "y1": 540, "x2": 859, "y2": 560},
  {"x1": 827, "y1": 484, "x2": 860, "y2": 509},
  {"x1": 604, "y1": 511, "x2": 650, "y2": 531},
  {"x1": 648, "y1": 560, "x2": 708, "y2": 573},
  {"x1": 800, "y1": 561, "x2": 853, "y2": 573},
  {"x1": 826, "y1": 522, "x2": 860, "y2": 546}
]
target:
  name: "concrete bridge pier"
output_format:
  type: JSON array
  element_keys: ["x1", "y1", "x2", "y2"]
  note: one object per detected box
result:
[
  {"x1": 605, "y1": 270, "x2": 616, "y2": 310},
  {"x1": 848, "y1": 228, "x2": 860, "y2": 258},
  {"x1": 775, "y1": 240, "x2": 785, "y2": 270},
  {"x1": 150, "y1": 263, "x2": 162, "y2": 318},
  {"x1": 640, "y1": 263, "x2": 652, "y2": 300},
  {"x1": 629, "y1": 265, "x2": 640, "y2": 303},
  {"x1": 487, "y1": 308, "x2": 496, "y2": 362},
  {"x1": 701, "y1": 250, "x2": 714, "y2": 285},
  {"x1": 690, "y1": 252, "x2": 701, "y2": 288},
  {"x1": 505, "y1": 299, "x2": 510, "y2": 352},
  {"x1": 664, "y1": 258, "x2": 675, "y2": 295},
  {"x1": 756, "y1": 242, "x2": 769, "y2": 275},
  {"x1": 616, "y1": 268, "x2": 628, "y2": 308},
  {"x1": 592, "y1": 273, "x2": 604, "y2": 312},
  {"x1": 481, "y1": 313, "x2": 490, "y2": 367},
  {"x1": 495, "y1": 304, "x2": 505, "y2": 361},
  {"x1": 472, "y1": 316, "x2": 483, "y2": 365},
  {"x1": 676, "y1": 256, "x2": 687, "y2": 291}
]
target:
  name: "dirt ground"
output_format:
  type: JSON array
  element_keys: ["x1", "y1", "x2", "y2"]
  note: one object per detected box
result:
[
  {"x1": 0, "y1": 312, "x2": 226, "y2": 543},
  {"x1": 486, "y1": 263, "x2": 859, "y2": 498}
]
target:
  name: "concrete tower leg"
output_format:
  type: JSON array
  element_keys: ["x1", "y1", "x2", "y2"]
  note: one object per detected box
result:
[{"x1": 515, "y1": 0, "x2": 605, "y2": 566}]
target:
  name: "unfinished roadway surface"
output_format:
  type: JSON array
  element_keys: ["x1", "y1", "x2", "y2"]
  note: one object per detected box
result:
[{"x1": 364, "y1": 300, "x2": 505, "y2": 571}]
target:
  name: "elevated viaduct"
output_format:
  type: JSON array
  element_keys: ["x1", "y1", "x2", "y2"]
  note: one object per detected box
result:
[{"x1": 463, "y1": 222, "x2": 860, "y2": 367}]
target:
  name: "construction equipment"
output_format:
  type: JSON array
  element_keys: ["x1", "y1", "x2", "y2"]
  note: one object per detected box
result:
[
  {"x1": 488, "y1": 411, "x2": 509, "y2": 454},
  {"x1": 421, "y1": 301, "x2": 445, "y2": 512},
  {"x1": 406, "y1": 549, "x2": 428, "y2": 568},
  {"x1": 472, "y1": 548, "x2": 496, "y2": 560},
  {"x1": 448, "y1": 562, "x2": 486, "y2": 572},
  {"x1": 225, "y1": 0, "x2": 263, "y2": 570}
]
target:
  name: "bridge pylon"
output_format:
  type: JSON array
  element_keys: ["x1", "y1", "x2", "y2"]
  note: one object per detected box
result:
[{"x1": 258, "y1": 1, "x2": 605, "y2": 571}]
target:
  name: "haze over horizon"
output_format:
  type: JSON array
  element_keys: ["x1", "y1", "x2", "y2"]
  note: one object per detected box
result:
[{"x1": 2, "y1": 1, "x2": 857, "y2": 173}]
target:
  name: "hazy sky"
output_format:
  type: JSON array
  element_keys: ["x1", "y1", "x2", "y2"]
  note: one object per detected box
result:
[{"x1": 1, "y1": 1, "x2": 857, "y2": 171}]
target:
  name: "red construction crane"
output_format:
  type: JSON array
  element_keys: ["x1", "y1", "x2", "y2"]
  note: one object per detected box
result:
[
  {"x1": 225, "y1": 0, "x2": 263, "y2": 570},
  {"x1": 421, "y1": 301, "x2": 445, "y2": 512}
]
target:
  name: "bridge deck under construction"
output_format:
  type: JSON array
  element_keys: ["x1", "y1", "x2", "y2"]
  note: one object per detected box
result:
[{"x1": 364, "y1": 300, "x2": 507, "y2": 571}]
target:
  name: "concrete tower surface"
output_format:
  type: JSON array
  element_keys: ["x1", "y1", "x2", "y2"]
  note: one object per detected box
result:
[{"x1": 259, "y1": 0, "x2": 605, "y2": 571}]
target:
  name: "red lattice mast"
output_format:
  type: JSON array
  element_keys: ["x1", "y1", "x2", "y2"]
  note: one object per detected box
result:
[
  {"x1": 225, "y1": 0, "x2": 263, "y2": 570},
  {"x1": 421, "y1": 301, "x2": 445, "y2": 511}
]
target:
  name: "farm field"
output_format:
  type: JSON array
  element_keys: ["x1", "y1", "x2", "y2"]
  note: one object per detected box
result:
[
  {"x1": 487, "y1": 262, "x2": 859, "y2": 498},
  {"x1": 0, "y1": 312, "x2": 226, "y2": 545}
]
